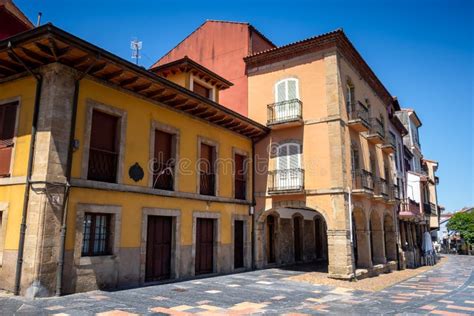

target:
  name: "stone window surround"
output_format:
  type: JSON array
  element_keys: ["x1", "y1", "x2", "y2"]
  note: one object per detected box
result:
[
  {"x1": 230, "y1": 214, "x2": 251, "y2": 271},
  {"x1": 140, "y1": 208, "x2": 181, "y2": 284},
  {"x1": 0, "y1": 96, "x2": 21, "y2": 181},
  {"x1": 190, "y1": 74, "x2": 216, "y2": 102},
  {"x1": 148, "y1": 120, "x2": 180, "y2": 191},
  {"x1": 191, "y1": 211, "x2": 221, "y2": 276},
  {"x1": 0, "y1": 201, "x2": 9, "y2": 266},
  {"x1": 81, "y1": 99, "x2": 127, "y2": 184},
  {"x1": 73, "y1": 203, "x2": 122, "y2": 266},
  {"x1": 232, "y1": 147, "x2": 251, "y2": 202},
  {"x1": 196, "y1": 136, "x2": 220, "y2": 197}
]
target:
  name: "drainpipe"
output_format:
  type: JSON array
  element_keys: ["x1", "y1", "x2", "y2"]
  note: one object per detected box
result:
[
  {"x1": 347, "y1": 186, "x2": 357, "y2": 281},
  {"x1": 56, "y1": 62, "x2": 96, "y2": 296},
  {"x1": 9, "y1": 42, "x2": 43, "y2": 296},
  {"x1": 251, "y1": 139, "x2": 256, "y2": 270}
]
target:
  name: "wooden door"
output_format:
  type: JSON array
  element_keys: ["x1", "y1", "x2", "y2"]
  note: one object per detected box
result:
[
  {"x1": 145, "y1": 216, "x2": 172, "y2": 282},
  {"x1": 294, "y1": 217, "x2": 302, "y2": 261},
  {"x1": 234, "y1": 220, "x2": 244, "y2": 269},
  {"x1": 196, "y1": 218, "x2": 214, "y2": 274}
]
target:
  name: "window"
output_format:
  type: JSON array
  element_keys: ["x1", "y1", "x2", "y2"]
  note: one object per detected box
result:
[
  {"x1": 370, "y1": 155, "x2": 377, "y2": 177},
  {"x1": 200, "y1": 143, "x2": 216, "y2": 196},
  {"x1": 87, "y1": 110, "x2": 119, "y2": 183},
  {"x1": 234, "y1": 153, "x2": 247, "y2": 200},
  {"x1": 346, "y1": 79, "x2": 355, "y2": 114},
  {"x1": 351, "y1": 145, "x2": 360, "y2": 172},
  {"x1": 193, "y1": 82, "x2": 212, "y2": 99},
  {"x1": 276, "y1": 143, "x2": 302, "y2": 189},
  {"x1": 0, "y1": 102, "x2": 18, "y2": 177},
  {"x1": 81, "y1": 213, "x2": 112, "y2": 256},
  {"x1": 153, "y1": 130, "x2": 175, "y2": 191},
  {"x1": 274, "y1": 78, "x2": 299, "y2": 121}
]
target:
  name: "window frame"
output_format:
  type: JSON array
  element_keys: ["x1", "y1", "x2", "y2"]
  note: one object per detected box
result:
[
  {"x1": 81, "y1": 212, "x2": 113, "y2": 257},
  {"x1": 276, "y1": 142, "x2": 302, "y2": 171},
  {"x1": 274, "y1": 78, "x2": 300, "y2": 103},
  {"x1": 190, "y1": 75, "x2": 216, "y2": 101},
  {"x1": 197, "y1": 137, "x2": 219, "y2": 197},
  {"x1": 0, "y1": 97, "x2": 20, "y2": 179},
  {"x1": 82, "y1": 100, "x2": 127, "y2": 184},
  {"x1": 149, "y1": 120, "x2": 180, "y2": 191}
]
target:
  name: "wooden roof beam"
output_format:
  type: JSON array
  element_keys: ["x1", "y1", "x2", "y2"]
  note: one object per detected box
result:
[
  {"x1": 101, "y1": 69, "x2": 123, "y2": 80},
  {"x1": 133, "y1": 82, "x2": 152, "y2": 93},
  {"x1": 88, "y1": 62, "x2": 107, "y2": 74},
  {"x1": 119, "y1": 76, "x2": 139, "y2": 86},
  {"x1": 20, "y1": 47, "x2": 51, "y2": 64},
  {"x1": 48, "y1": 38, "x2": 70, "y2": 58},
  {"x1": 156, "y1": 93, "x2": 178, "y2": 103},
  {"x1": 0, "y1": 59, "x2": 23, "y2": 73},
  {"x1": 145, "y1": 88, "x2": 165, "y2": 98}
]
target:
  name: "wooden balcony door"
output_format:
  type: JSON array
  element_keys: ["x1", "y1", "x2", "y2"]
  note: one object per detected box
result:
[
  {"x1": 196, "y1": 218, "x2": 214, "y2": 275},
  {"x1": 145, "y1": 216, "x2": 172, "y2": 282}
]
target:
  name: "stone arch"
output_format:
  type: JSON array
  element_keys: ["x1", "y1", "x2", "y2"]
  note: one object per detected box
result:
[
  {"x1": 383, "y1": 211, "x2": 397, "y2": 261},
  {"x1": 313, "y1": 213, "x2": 328, "y2": 263},
  {"x1": 370, "y1": 208, "x2": 386, "y2": 264},
  {"x1": 292, "y1": 213, "x2": 304, "y2": 262},
  {"x1": 352, "y1": 206, "x2": 371, "y2": 268}
]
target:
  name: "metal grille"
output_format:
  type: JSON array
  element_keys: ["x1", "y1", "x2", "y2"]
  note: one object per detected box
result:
[
  {"x1": 352, "y1": 169, "x2": 374, "y2": 190},
  {"x1": 153, "y1": 162, "x2": 174, "y2": 191},
  {"x1": 82, "y1": 213, "x2": 111, "y2": 257},
  {"x1": 368, "y1": 118, "x2": 385, "y2": 138},
  {"x1": 267, "y1": 99, "x2": 302, "y2": 125},
  {"x1": 268, "y1": 168, "x2": 304, "y2": 192},
  {"x1": 200, "y1": 172, "x2": 215, "y2": 196},
  {"x1": 87, "y1": 148, "x2": 118, "y2": 183},
  {"x1": 348, "y1": 102, "x2": 369, "y2": 125}
]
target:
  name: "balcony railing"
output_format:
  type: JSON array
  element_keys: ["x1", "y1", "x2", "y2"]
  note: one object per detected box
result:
[
  {"x1": 366, "y1": 118, "x2": 385, "y2": 144},
  {"x1": 401, "y1": 198, "x2": 420, "y2": 215},
  {"x1": 87, "y1": 147, "x2": 118, "y2": 183},
  {"x1": 268, "y1": 168, "x2": 304, "y2": 193},
  {"x1": 200, "y1": 172, "x2": 215, "y2": 196},
  {"x1": 267, "y1": 99, "x2": 303, "y2": 126},
  {"x1": 393, "y1": 184, "x2": 401, "y2": 200},
  {"x1": 347, "y1": 102, "x2": 370, "y2": 133},
  {"x1": 153, "y1": 162, "x2": 174, "y2": 191},
  {"x1": 423, "y1": 202, "x2": 432, "y2": 215},
  {"x1": 382, "y1": 132, "x2": 396, "y2": 153},
  {"x1": 352, "y1": 169, "x2": 374, "y2": 191},
  {"x1": 374, "y1": 178, "x2": 388, "y2": 198},
  {"x1": 235, "y1": 178, "x2": 247, "y2": 200}
]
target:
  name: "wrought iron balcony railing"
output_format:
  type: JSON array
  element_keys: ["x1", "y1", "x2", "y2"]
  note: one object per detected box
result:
[
  {"x1": 423, "y1": 202, "x2": 432, "y2": 215},
  {"x1": 267, "y1": 99, "x2": 303, "y2": 125},
  {"x1": 200, "y1": 171, "x2": 216, "y2": 196},
  {"x1": 367, "y1": 118, "x2": 385, "y2": 139},
  {"x1": 352, "y1": 169, "x2": 374, "y2": 191},
  {"x1": 87, "y1": 147, "x2": 118, "y2": 183},
  {"x1": 374, "y1": 178, "x2": 388, "y2": 197},
  {"x1": 268, "y1": 168, "x2": 304, "y2": 193},
  {"x1": 382, "y1": 132, "x2": 396, "y2": 153},
  {"x1": 153, "y1": 162, "x2": 174, "y2": 191},
  {"x1": 348, "y1": 102, "x2": 370, "y2": 124},
  {"x1": 235, "y1": 178, "x2": 247, "y2": 200}
]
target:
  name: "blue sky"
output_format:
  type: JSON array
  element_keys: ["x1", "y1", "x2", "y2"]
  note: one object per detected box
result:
[{"x1": 16, "y1": 0, "x2": 473, "y2": 212}]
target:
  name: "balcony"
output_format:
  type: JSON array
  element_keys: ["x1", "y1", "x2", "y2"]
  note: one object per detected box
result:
[
  {"x1": 347, "y1": 102, "x2": 370, "y2": 132},
  {"x1": 267, "y1": 99, "x2": 303, "y2": 128},
  {"x1": 381, "y1": 132, "x2": 396, "y2": 154},
  {"x1": 423, "y1": 202, "x2": 437, "y2": 215},
  {"x1": 200, "y1": 171, "x2": 216, "y2": 196},
  {"x1": 268, "y1": 168, "x2": 304, "y2": 194},
  {"x1": 374, "y1": 178, "x2": 388, "y2": 199},
  {"x1": 387, "y1": 184, "x2": 398, "y2": 203},
  {"x1": 366, "y1": 118, "x2": 385, "y2": 145},
  {"x1": 87, "y1": 147, "x2": 118, "y2": 183},
  {"x1": 399, "y1": 199, "x2": 421, "y2": 219},
  {"x1": 352, "y1": 169, "x2": 374, "y2": 195}
]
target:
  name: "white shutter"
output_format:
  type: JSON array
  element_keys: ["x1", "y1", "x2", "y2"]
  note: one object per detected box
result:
[
  {"x1": 288, "y1": 144, "x2": 300, "y2": 169},
  {"x1": 287, "y1": 80, "x2": 297, "y2": 100},
  {"x1": 276, "y1": 81, "x2": 286, "y2": 103}
]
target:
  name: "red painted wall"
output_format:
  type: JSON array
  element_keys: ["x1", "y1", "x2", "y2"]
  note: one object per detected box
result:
[
  {"x1": 0, "y1": 10, "x2": 30, "y2": 40},
  {"x1": 154, "y1": 21, "x2": 274, "y2": 116}
]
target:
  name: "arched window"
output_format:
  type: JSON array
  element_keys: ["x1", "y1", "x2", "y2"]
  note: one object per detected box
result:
[
  {"x1": 346, "y1": 78, "x2": 355, "y2": 115},
  {"x1": 275, "y1": 142, "x2": 302, "y2": 190},
  {"x1": 275, "y1": 78, "x2": 299, "y2": 103}
]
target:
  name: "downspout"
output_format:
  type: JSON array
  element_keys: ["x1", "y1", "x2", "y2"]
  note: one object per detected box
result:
[
  {"x1": 347, "y1": 186, "x2": 357, "y2": 280},
  {"x1": 9, "y1": 42, "x2": 43, "y2": 296},
  {"x1": 56, "y1": 62, "x2": 96, "y2": 296},
  {"x1": 251, "y1": 139, "x2": 256, "y2": 270}
]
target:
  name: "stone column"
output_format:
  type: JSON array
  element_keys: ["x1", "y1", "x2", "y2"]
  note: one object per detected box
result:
[
  {"x1": 385, "y1": 229, "x2": 398, "y2": 261},
  {"x1": 21, "y1": 63, "x2": 77, "y2": 297},
  {"x1": 371, "y1": 229, "x2": 387, "y2": 264},
  {"x1": 400, "y1": 220, "x2": 407, "y2": 250},
  {"x1": 327, "y1": 229, "x2": 353, "y2": 278},
  {"x1": 355, "y1": 230, "x2": 372, "y2": 268}
]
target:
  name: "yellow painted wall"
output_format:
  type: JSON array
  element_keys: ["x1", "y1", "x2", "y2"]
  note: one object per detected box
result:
[
  {"x1": 162, "y1": 72, "x2": 189, "y2": 89},
  {"x1": 0, "y1": 76, "x2": 36, "y2": 251},
  {"x1": 72, "y1": 79, "x2": 252, "y2": 197},
  {"x1": 66, "y1": 78, "x2": 253, "y2": 250}
]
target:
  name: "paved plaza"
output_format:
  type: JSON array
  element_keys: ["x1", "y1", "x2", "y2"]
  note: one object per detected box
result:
[{"x1": 0, "y1": 255, "x2": 473, "y2": 315}]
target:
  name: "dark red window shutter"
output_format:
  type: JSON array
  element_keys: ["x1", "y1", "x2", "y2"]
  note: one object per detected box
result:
[
  {"x1": 87, "y1": 110, "x2": 119, "y2": 182},
  {"x1": 234, "y1": 153, "x2": 246, "y2": 200},
  {"x1": 0, "y1": 102, "x2": 18, "y2": 177},
  {"x1": 193, "y1": 82, "x2": 211, "y2": 99},
  {"x1": 153, "y1": 130, "x2": 174, "y2": 190},
  {"x1": 200, "y1": 143, "x2": 215, "y2": 196}
]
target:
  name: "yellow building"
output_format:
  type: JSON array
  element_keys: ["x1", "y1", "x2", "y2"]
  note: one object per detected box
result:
[
  {"x1": 245, "y1": 30, "x2": 401, "y2": 279},
  {"x1": 0, "y1": 24, "x2": 267, "y2": 296}
]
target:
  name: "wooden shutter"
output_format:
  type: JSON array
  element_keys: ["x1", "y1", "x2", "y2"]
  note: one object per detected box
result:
[
  {"x1": 0, "y1": 102, "x2": 17, "y2": 177},
  {"x1": 193, "y1": 82, "x2": 211, "y2": 99},
  {"x1": 88, "y1": 110, "x2": 119, "y2": 182}
]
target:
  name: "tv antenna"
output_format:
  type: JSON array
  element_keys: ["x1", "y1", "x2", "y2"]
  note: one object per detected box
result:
[{"x1": 131, "y1": 38, "x2": 142, "y2": 65}]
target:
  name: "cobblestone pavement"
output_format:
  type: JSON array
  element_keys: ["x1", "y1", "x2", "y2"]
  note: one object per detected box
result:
[{"x1": 0, "y1": 255, "x2": 472, "y2": 315}]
